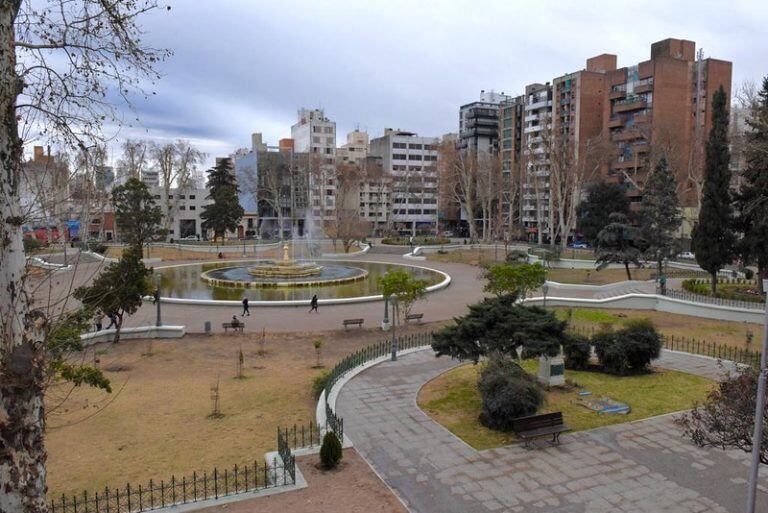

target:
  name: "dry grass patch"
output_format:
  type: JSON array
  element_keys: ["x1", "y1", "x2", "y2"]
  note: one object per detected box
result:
[
  {"x1": 547, "y1": 267, "x2": 655, "y2": 285},
  {"x1": 45, "y1": 324, "x2": 439, "y2": 497}
]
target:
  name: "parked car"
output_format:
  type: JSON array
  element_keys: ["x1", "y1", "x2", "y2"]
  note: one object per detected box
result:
[
  {"x1": 568, "y1": 241, "x2": 590, "y2": 249},
  {"x1": 180, "y1": 234, "x2": 199, "y2": 241},
  {"x1": 677, "y1": 251, "x2": 695, "y2": 260}
]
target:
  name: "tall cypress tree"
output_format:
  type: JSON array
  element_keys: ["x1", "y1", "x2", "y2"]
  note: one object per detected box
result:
[
  {"x1": 639, "y1": 156, "x2": 681, "y2": 275},
  {"x1": 735, "y1": 76, "x2": 768, "y2": 294},
  {"x1": 692, "y1": 86, "x2": 734, "y2": 293},
  {"x1": 201, "y1": 159, "x2": 244, "y2": 241}
]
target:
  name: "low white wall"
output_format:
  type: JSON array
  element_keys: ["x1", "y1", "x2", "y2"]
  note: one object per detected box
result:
[
  {"x1": 522, "y1": 293, "x2": 765, "y2": 325},
  {"x1": 80, "y1": 325, "x2": 186, "y2": 345},
  {"x1": 544, "y1": 279, "x2": 652, "y2": 291}
]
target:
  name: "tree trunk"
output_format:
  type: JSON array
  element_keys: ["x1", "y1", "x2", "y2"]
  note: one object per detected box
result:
[
  {"x1": 624, "y1": 262, "x2": 632, "y2": 280},
  {"x1": 1, "y1": 4, "x2": 49, "y2": 512},
  {"x1": 711, "y1": 272, "x2": 718, "y2": 294},
  {"x1": 758, "y1": 265, "x2": 766, "y2": 296}
]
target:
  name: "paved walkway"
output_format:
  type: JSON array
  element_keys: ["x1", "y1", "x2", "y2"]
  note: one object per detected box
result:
[{"x1": 337, "y1": 349, "x2": 766, "y2": 513}]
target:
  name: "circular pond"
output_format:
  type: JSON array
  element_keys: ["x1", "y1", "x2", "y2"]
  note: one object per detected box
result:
[{"x1": 156, "y1": 260, "x2": 447, "y2": 302}]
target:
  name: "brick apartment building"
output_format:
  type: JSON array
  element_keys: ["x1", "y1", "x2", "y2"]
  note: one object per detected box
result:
[{"x1": 497, "y1": 38, "x2": 732, "y2": 243}]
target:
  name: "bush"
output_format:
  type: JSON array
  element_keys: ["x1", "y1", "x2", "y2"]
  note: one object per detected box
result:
[
  {"x1": 742, "y1": 267, "x2": 755, "y2": 280},
  {"x1": 562, "y1": 333, "x2": 591, "y2": 370},
  {"x1": 23, "y1": 237, "x2": 42, "y2": 253},
  {"x1": 593, "y1": 318, "x2": 661, "y2": 375},
  {"x1": 478, "y1": 356, "x2": 544, "y2": 431},
  {"x1": 505, "y1": 249, "x2": 529, "y2": 263},
  {"x1": 87, "y1": 240, "x2": 107, "y2": 254},
  {"x1": 312, "y1": 370, "x2": 330, "y2": 399},
  {"x1": 319, "y1": 431, "x2": 343, "y2": 470}
]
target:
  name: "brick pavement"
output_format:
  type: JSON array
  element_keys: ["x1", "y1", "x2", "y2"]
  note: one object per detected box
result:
[{"x1": 336, "y1": 349, "x2": 767, "y2": 513}]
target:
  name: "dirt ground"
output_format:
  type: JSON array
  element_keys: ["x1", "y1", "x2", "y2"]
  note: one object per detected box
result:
[
  {"x1": 547, "y1": 267, "x2": 656, "y2": 284},
  {"x1": 45, "y1": 324, "x2": 441, "y2": 497},
  {"x1": 193, "y1": 449, "x2": 407, "y2": 513}
]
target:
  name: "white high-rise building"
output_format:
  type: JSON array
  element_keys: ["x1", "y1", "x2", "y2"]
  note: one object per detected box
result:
[{"x1": 370, "y1": 129, "x2": 439, "y2": 235}]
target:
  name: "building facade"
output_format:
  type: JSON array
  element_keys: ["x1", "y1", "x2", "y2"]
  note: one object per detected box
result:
[{"x1": 370, "y1": 129, "x2": 440, "y2": 235}]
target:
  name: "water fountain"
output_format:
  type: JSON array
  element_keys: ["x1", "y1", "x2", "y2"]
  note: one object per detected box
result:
[{"x1": 247, "y1": 244, "x2": 323, "y2": 278}]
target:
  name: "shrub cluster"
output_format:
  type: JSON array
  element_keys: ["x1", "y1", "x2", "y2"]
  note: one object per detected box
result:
[
  {"x1": 562, "y1": 333, "x2": 591, "y2": 370},
  {"x1": 23, "y1": 237, "x2": 43, "y2": 253},
  {"x1": 478, "y1": 356, "x2": 544, "y2": 431},
  {"x1": 593, "y1": 318, "x2": 661, "y2": 375},
  {"x1": 682, "y1": 278, "x2": 764, "y2": 303},
  {"x1": 312, "y1": 370, "x2": 330, "y2": 399},
  {"x1": 380, "y1": 236, "x2": 451, "y2": 246}
]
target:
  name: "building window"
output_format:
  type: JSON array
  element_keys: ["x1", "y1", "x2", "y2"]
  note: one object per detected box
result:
[
  {"x1": 189, "y1": 206, "x2": 195, "y2": 211},
  {"x1": 179, "y1": 194, "x2": 186, "y2": 199},
  {"x1": 393, "y1": 142, "x2": 407, "y2": 149},
  {"x1": 168, "y1": 195, "x2": 173, "y2": 199},
  {"x1": 179, "y1": 205, "x2": 186, "y2": 210},
  {"x1": 189, "y1": 194, "x2": 196, "y2": 199}
]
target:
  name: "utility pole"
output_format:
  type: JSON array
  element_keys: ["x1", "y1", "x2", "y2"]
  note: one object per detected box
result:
[{"x1": 746, "y1": 278, "x2": 768, "y2": 513}]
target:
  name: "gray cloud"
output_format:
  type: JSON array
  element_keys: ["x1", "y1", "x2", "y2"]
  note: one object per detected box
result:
[{"x1": 115, "y1": 0, "x2": 767, "y2": 167}]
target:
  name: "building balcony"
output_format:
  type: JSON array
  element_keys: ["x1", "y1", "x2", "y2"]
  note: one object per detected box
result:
[
  {"x1": 611, "y1": 129, "x2": 643, "y2": 142},
  {"x1": 634, "y1": 112, "x2": 650, "y2": 124},
  {"x1": 609, "y1": 89, "x2": 627, "y2": 100},
  {"x1": 465, "y1": 117, "x2": 498, "y2": 129},
  {"x1": 612, "y1": 159, "x2": 640, "y2": 170},
  {"x1": 634, "y1": 82, "x2": 653, "y2": 94},
  {"x1": 614, "y1": 97, "x2": 647, "y2": 113},
  {"x1": 607, "y1": 116, "x2": 624, "y2": 128},
  {"x1": 633, "y1": 142, "x2": 649, "y2": 153},
  {"x1": 525, "y1": 99, "x2": 552, "y2": 111}
]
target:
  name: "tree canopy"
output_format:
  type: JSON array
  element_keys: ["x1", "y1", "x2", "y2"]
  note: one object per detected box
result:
[
  {"x1": 639, "y1": 157, "x2": 681, "y2": 273},
  {"x1": 201, "y1": 159, "x2": 244, "y2": 240},
  {"x1": 112, "y1": 177, "x2": 161, "y2": 249},
  {"x1": 735, "y1": 76, "x2": 768, "y2": 294},
  {"x1": 595, "y1": 212, "x2": 644, "y2": 280},
  {"x1": 431, "y1": 296, "x2": 564, "y2": 363},
  {"x1": 576, "y1": 181, "x2": 630, "y2": 244},
  {"x1": 73, "y1": 246, "x2": 153, "y2": 343},
  {"x1": 484, "y1": 263, "x2": 547, "y2": 298},
  {"x1": 377, "y1": 268, "x2": 428, "y2": 320},
  {"x1": 692, "y1": 86, "x2": 735, "y2": 293}
]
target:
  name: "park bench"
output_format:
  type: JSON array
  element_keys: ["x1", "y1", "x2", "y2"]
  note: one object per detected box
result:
[
  {"x1": 405, "y1": 313, "x2": 424, "y2": 324},
  {"x1": 343, "y1": 318, "x2": 364, "y2": 329},
  {"x1": 222, "y1": 322, "x2": 245, "y2": 333},
  {"x1": 512, "y1": 412, "x2": 569, "y2": 448}
]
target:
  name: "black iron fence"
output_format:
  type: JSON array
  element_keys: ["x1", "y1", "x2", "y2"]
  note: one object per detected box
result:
[
  {"x1": 49, "y1": 458, "x2": 293, "y2": 513},
  {"x1": 277, "y1": 422, "x2": 322, "y2": 450},
  {"x1": 323, "y1": 332, "x2": 435, "y2": 440},
  {"x1": 662, "y1": 287, "x2": 765, "y2": 310}
]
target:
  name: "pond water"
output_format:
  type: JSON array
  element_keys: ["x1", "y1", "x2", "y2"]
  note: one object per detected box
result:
[{"x1": 157, "y1": 260, "x2": 444, "y2": 301}]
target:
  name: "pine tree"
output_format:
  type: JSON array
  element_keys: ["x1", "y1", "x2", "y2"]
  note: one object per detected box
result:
[
  {"x1": 595, "y1": 212, "x2": 644, "y2": 280},
  {"x1": 735, "y1": 76, "x2": 768, "y2": 294},
  {"x1": 639, "y1": 157, "x2": 681, "y2": 274},
  {"x1": 112, "y1": 178, "x2": 162, "y2": 251},
  {"x1": 692, "y1": 86, "x2": 735, "y2": 293},
  {"x1": 576, "y1": 181, "x2": 630, "y2": 244},
  {"x1": 201, "y1": 159, "x2": 244, "y2": 240}
]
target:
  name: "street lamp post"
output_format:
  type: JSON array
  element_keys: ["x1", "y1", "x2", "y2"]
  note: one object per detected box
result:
[
  {"x1": 382, "y1": 294, "x2": 390, "y2": 331},
  {"x1": 155, "y1": 273, "x2": 162, "y2": 327},
  {"x1": 746, "y1": 279, "x2": 768, "y2": 513},
  {"x1": 542, "y1": 282, "x2": 549, "y2": 309},
  {"x1": 390, "y1": 294, "x2": 398, "y2": 361}
]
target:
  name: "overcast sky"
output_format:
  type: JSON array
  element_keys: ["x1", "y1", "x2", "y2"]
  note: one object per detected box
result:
[{"x1": 114, "y1": 0, "x2": 767, "y2": 167}]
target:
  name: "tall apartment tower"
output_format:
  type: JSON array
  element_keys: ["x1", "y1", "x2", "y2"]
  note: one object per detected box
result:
[
  {"x1": 520, "y1": 82, "x2": 554, "y2": 240},
  {"x1": 337, "y1": 129, "x2": 369, "y2": 163},
  {"x1": 291, "y1": 108, "x2": 337, "y2": 227},
  {"x1": 603, "y1": 39, "x2": 732, "y2": 212},
  {"x1": 459, "y1": 90, "x2": 511, "y2": 155},
  {"x1": 498, "y1": 97, "x2": 524, "y2": 233},
  {"x1": 370, "y1": 129, "x2": 440, "y2": 235}
]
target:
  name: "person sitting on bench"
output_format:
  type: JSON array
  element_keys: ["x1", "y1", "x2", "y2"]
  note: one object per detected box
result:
[{"x1": 230, "y1": 315, "x2": 240, "y2": 328}]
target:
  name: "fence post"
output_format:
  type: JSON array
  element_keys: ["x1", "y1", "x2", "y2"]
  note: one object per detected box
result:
[
  {"x1": 214, "y1": 468, "x2": 218, "y2": 499},
  {"x1": 83, "y1": 490, "x2": 88, "y2": 513},
  {"x1": 104, "y1": 488, "x2": 109, "y2": 513},
  {"x1": 125, "y1": 483, "x2": 130, "y2": 513}
]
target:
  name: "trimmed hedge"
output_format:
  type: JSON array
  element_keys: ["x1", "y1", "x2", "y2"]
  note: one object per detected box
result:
[
  {"x1": 562, "y1": 332, "x2": 591, "y2": 370},
  {"x1": 478, "y1": 356, "x2": 544, "y2": 431},
  {"x1": 319, "y1": 431, "x2": 343, "y2": 470}
]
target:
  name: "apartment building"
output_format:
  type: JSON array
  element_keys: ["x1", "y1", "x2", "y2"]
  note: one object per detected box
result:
[
  {"x1": 370, "y1": 129, "x2": 440, "y2": 235},
  {"x1": 498, "y1": 98, "x2": 524, "y2": 235},
  {"x1": 149, "y1": 186, "x2": 211, "y2": 240},
  {"x1": 337, "y1": 129, "x2": 369, "y2": 164},
  {"x1": 459, "y1": 90, "x2": 511, "y2": 155},
  {"x1": 496, "y1": 38, "x2": 731, "y2": 243},
  {"x1": 291, "y1": 108, "x2": 337, "y2": 228}
]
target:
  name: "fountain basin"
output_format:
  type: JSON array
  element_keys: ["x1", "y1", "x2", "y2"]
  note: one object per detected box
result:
[{"x1": 201, "y1": 262, "x2": 368, "y2": 288}]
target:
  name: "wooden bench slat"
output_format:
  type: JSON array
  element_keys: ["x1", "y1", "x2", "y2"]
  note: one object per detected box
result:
[{"x1": 512, "y1": 412, "x2": 569, "y2": 448}]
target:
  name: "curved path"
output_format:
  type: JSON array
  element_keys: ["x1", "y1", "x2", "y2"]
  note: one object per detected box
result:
[{"x1": 336, "y1": 349, "x2": 766, "y2": 513}]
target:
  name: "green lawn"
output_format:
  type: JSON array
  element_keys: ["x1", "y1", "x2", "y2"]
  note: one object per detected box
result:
[{"x1": 417, "y1": 361, "x2": 713, "y2": 450}]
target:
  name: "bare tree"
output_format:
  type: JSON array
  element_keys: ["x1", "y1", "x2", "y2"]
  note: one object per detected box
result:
[
  {"x1": 151, "y1": 140, "x2": 204, "y2": 240},
  {"x1": 1, "y1": 2, "x2": 169, "y2": 511},
  {"x1": 116, "y1": 138, "x2": 150, "y2": 183},
  {"x1": 475, "y1": 151, "x2": 503, "y2": 242},
  {"x1": 438, "y1": 141, "x2": 479, "y2": 242}
]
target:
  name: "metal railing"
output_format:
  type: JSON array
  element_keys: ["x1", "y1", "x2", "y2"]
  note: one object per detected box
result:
[
  {"x1": 49, "y1": 458, "x2": 293, "y2": 513},
  {"x1": 662, "y1": 287, "x2": 765, "y2": 311}
]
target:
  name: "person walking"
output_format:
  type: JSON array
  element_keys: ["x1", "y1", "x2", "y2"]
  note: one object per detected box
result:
[
  {"x1": 309, "y1": 294, "x2": 319, "y2": 313},
  {"x1": 242, "y1": 297, "x2": 250, "y2": 316},
  {"x1": 106, "y1": 312, "x2": 118, "y2": 330}
]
